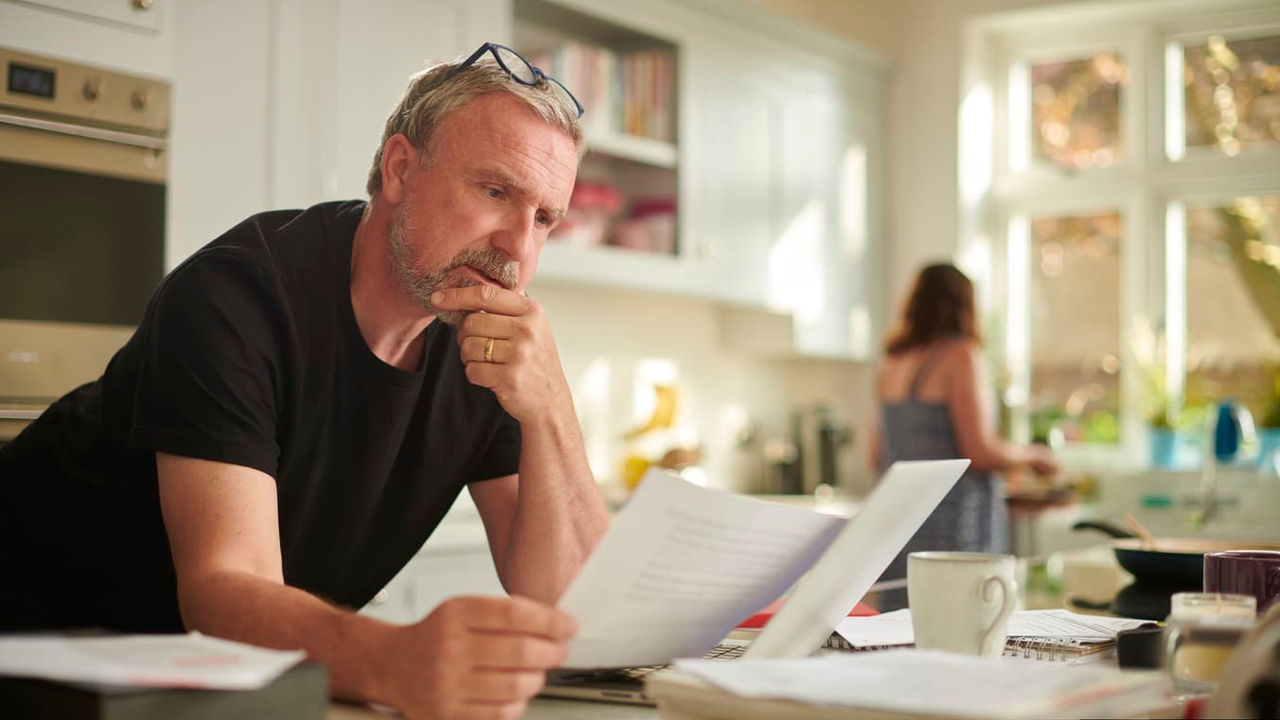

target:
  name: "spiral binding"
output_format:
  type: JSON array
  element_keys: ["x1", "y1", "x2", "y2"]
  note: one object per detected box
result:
[{"x1": 1003, "y1": 636, "x2": 1093, "y2": 662}]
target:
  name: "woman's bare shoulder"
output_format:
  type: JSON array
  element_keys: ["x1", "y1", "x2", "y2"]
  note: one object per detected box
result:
[{"x1": 938, "y1": 338, "x2": 984, "y2": 376}]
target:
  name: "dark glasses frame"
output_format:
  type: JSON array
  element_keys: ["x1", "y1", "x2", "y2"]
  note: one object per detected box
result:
[{"x1": 447, "y1": 42, "x2": 584, "y2": 119}]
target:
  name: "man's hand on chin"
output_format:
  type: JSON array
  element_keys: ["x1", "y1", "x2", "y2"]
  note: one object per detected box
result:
[{"x1": 431, "y1": 286, "x2": 573, "y2": 424}]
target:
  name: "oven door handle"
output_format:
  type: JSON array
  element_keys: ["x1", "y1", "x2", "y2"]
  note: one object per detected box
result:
[
  {"x1": 0, "y1": 408, "x2": 43, "y2": 421},
  {"x1": 0, "y1": 111, "x2": 166, "y2": 151}
]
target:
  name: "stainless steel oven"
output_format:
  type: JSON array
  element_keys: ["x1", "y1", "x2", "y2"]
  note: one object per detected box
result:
[{"x1": 0, "y1": 47, "x2": 169, "y2": 441}]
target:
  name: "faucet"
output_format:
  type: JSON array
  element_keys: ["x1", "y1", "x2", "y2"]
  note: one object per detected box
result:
[
  {"x1": 1189, "y1": 444, "x2": 1218, "y2": 528},
  {"x1": 1186, "y1": 413, "x2": 1240, "y2": 529}
]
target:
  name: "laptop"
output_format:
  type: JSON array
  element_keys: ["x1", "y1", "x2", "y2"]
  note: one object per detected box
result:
[{"x1": 540, "y1": 459, "x2": 969, "y2": 705}]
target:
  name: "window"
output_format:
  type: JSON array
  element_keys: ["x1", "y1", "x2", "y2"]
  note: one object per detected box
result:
[
  {"x1": 1181, "y1": 195, "x2": 1280, "y2": 422},
  {"x1": 1029, "y1": 53, "x2": 1126, "y2": 170},
  {"x1": 965, "y1": 2, "x2": 1280, "y2": 463},
  {"x1": 1027, "y1": 212, "x2": 1124, "y2": 444},
  {"x1": 1179, "y1": 35, "x2": 1280, "y2": 158}
]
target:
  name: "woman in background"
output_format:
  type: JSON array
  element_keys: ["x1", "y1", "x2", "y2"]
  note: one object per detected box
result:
[{"x1": 869, "y1": 263, "x2": 1058, "y2": 580}]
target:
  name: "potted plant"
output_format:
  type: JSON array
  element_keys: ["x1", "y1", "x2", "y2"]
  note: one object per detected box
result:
[
  {"x1": 1133, "y1": 317, "x2": 1180, "y2": 468},
  {"x1": 1258, "y1": 367, "x2": 1280, "y2": 471}
]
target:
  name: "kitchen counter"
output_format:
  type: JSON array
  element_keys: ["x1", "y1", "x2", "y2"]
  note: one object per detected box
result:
[{"x1": 333, "y1": 543, "x2": 1158, "y2": 719}]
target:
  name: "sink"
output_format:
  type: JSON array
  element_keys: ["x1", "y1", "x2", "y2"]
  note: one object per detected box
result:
[{"x1": 1094, "y1": 469, "x2": 1280, "y2": 542}]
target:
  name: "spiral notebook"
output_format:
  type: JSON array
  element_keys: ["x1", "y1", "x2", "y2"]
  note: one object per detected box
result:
[{"x1": 831, "y1": 609, "x2": 1154, "y2": 664}]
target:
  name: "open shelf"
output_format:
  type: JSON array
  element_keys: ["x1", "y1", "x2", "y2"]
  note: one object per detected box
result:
[
  {"x1": 514, "y1": 0, "x2": 680, "y2": 258},
  {"x1": 587, "y1": 131, "x2": 677, "y2": 169}
]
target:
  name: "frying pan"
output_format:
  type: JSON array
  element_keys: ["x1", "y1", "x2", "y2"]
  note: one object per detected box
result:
[{"x1": 1072, "y1": 520, "x2": 1280, "y2": 587}]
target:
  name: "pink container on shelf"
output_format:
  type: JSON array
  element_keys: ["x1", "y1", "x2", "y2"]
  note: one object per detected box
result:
[
  {"x1": 553, "y1": 181, "x2": 623, "y2": 246},
  {"x1": 610, "y1": 196, "x2": 676, "y2": 254}
]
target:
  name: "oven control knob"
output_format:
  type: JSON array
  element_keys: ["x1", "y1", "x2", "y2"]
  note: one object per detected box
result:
[
  {"x1": 131, "y1": 88, "x2": 153, "y2": 111},
  {"x1": 82, "y1": 77, "x2": 105, "y2": 102}
]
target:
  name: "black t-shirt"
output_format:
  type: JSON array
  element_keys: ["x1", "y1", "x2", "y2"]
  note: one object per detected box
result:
[{"x1": 0, "y1": 200, "x2": 520, "y2": 632}]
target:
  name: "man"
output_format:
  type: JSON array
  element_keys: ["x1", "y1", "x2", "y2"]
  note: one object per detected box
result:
[{"x1": 0, "y1": 44, "x2": 609, "y2": 718}]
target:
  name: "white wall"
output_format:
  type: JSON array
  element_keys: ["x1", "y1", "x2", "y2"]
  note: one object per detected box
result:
[{"x1": 530, "y1": 282, "x2": 875, "y2": 495}]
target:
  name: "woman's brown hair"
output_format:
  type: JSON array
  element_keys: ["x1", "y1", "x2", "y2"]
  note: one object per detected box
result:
[{"x1": 883, "y1": 263, "x2": 980, "y2": 355}]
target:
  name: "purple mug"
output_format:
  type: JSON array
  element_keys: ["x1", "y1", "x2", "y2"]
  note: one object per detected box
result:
[{"x1": 1203, "y1": 550, "x2": 1280, "y2": 614}]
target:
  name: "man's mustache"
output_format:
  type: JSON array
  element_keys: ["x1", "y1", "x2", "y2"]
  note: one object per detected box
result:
[{"x1": 445, "y1": 247, "x2": 518, "y2": 290}]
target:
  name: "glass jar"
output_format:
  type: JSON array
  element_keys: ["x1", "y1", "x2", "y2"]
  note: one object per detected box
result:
[{"x1": 1164, "y1": 592, "x2": 1256, "y2": 698}]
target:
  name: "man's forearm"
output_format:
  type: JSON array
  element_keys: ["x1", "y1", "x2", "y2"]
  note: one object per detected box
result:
[
  {"x1": 504, "y1": 408, "x2": 609, "y2": 602},
  {"x1": 177, "y1": 570, "x2": 397, "y2": 704}
]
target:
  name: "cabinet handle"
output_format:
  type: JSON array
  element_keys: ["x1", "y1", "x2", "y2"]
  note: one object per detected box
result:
[
  {"x1": 0, "y1": 112, "x2": 167, "y2": 150},
  {"x1": 700, "y1": 240, "x2": 722, "y2": 259},
  {"x1": 132, "y1": 0, "x2": 154, "y2": 10}
]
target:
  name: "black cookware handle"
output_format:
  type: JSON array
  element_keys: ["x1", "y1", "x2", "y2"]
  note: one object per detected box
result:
[
  {"x1": 1071, "y1": 520, "x2": 1136, "y2": 539},
  {"x1": 1067, "y1": 596, "x2": 1113, "y2": 612}
]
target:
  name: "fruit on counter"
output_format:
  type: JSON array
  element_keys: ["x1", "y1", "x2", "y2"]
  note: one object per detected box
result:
[{"x1": 622, "y1": 383, "x2": 678, "y2": 440}]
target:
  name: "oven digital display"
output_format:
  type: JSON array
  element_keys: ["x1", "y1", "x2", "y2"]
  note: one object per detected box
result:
[{"x1": 8, "y1": 62, "x2": 56, "y2": 99}]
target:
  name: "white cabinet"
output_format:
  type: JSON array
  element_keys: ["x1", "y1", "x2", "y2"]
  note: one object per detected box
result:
[
  {"x1": 15, "y1": 0, "x2": 161, "y2": 31},
  {"x1": 681, "y1": 47, "x2": 774, "y2": 306},
  {"x1": 776, "y1": 82, "x2": 882, "y2": 359},
  {"x1": 271, "y1": 0, "x2": 506, "y2": 206},
  {"x1": 0, "y1": 0, "x2": 171, "y2": 78},
  {"x1": 519, "y1": 0, "x2": 887, "y2": 358}
]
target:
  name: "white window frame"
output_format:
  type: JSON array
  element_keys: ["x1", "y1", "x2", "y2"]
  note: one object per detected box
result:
[{"x1": 962, "y1": 0, "x2": 1280, "y2": 469}]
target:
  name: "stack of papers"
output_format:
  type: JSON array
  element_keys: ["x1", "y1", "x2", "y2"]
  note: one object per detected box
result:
[
  {"x1": 835, "y1": 608, "x2": 1149, "y2": 646},
  {"x1": 0, "y1": 632, "x2": 304, "y2": 690},
  {"x1": 666, "y1": 650, "x2": 1171, "y2": 719}
]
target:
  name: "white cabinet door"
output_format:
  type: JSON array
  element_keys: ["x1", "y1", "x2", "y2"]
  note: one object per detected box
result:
[
  {"x1": 681, "y1": 47, "x2": 776, "y2": 307},
  {"x1": 329, "y1": 0, "x2": 506, "y2": 201},
  {"x1": 779, "y1": 85, "x2": 848, "y2": 357},
  {"x1": 272, "y1": 0, "x2": 507, "y2": 206},
  {"x1": 16, "y1": 0, "x2": 162, "y2": 31},
  {"x1": 771, "y1": 79, "x2": 882, "y2": 359},
  {"x1": 167, "y1": 0, "x2": 272, "y2": 266},
  {"x1": 0, "y1": 0, "x2": 172, "y2": 77}
]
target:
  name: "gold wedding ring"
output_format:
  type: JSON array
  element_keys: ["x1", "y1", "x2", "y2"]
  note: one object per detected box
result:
[{"x1": 483, "y1": 337, "x2": 495, "y2": 363}]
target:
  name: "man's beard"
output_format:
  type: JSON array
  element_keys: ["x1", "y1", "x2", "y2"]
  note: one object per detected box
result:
[{"x1": 388, "y1": 202, "x2": 520, "y2": 326}]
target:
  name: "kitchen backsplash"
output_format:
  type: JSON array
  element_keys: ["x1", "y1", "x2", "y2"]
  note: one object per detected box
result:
[{"x1": 531, "y1": 281, "x2": 877, "y2": 496}]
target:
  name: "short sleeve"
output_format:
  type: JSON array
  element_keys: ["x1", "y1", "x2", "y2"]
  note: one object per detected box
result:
[
  {"x1": 127, "y1": 250, "x2": 283, "y2": 477},
  {"x1": 468, "y1": 409, "x2": 521, "y2": 483}
]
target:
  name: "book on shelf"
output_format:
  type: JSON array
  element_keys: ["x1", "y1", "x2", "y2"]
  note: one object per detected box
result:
[
  {"x1": 526, "y1": 41, "x2": 674, "y2": 143},
  {"x1": 828, "y1": 608, "x2": 1155, "y2": 665}
]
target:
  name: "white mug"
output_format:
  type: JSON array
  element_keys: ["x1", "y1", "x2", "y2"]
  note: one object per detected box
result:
[{"x1": 908, "y1": 551, "x2": 1017, "y2": 657}]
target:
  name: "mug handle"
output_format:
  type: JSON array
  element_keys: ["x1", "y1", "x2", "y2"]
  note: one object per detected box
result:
[
  {"x1": 1267, "y1": 566, "x2": 1280, "y2": 612},
  {"x1": 1164, "y1": 624, "x2": 1185, "y2": 677},
  {"x1": 979, "y1": 575, "x2": 1016, "y2": 652}
]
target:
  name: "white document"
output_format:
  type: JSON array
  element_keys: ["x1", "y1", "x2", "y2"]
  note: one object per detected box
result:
[
  {"x1": 557, "y1": 469, "x2": 846, "y2": 668},
  {"x1": 675, "y1": 650, "x2": 1170, "y2": 719},
  {"x1": 0, "y1": 632, "x2": 304, "y2": 690},
  {"x1": 744, "y1": 459, "x2": 969, "y2": 658},
  {"x1": 558, "y1": 459, "x2": 969, "y2": 668},
  {"x1": 835, "y1": 608, "x2": 1151, "y2": 648}
]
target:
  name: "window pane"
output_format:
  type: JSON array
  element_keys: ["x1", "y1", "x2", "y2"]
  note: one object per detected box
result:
[
  {"x1": 1183, "y1": 35, "x2": 1280, "y2": 156},
  {"x1": 1184, "y1": 196, "x2": 1280, "y2": 422},
  {"x1": 1029, "y1": 213, "x2": 1123, "y2": 444},
  {"x1": 1030, "y1": 53, "x2": 1126, "y2": 170}
]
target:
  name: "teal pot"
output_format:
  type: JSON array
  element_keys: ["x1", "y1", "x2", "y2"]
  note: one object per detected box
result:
[
  {"x1": 1149, "y1": 427, "x2": 1179, "y2": 469},
  {"x1": 1259, "y1": 427, "x2": 1280, "y2": 471}
]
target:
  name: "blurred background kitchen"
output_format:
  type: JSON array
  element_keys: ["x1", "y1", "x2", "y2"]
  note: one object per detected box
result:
[{"x1": 2, "y1": 0, "x2": 1278, "y2": 618}]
